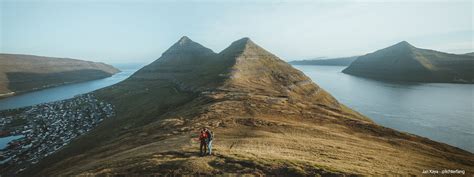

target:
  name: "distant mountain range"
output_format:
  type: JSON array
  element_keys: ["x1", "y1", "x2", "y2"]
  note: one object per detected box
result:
[
  {"x1": 0, "y1": 54, "x2": 120, "y2": 98},
  {"x1": 465, "y1": 52, "x2": 474, "y2": 56},
  {"x1": 289, "y1": 56, "x2": 358, "y2": 66},
  {"x1": 17, "y1": 37, "x2": 474, "y2": 176},
  {"x1": 342, "y1": 41, "x2": 474, "y2": 83}
]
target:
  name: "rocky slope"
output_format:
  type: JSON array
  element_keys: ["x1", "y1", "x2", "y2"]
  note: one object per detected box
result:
[
  {"x1": 0, "y1": 53, "x2": 120, "y2": 98},
  {"x1": 289, "y1": 56, "x2": 358, "y2": 66},
  {"x1": 342, "y1": 41, "x2": 474, "y2": 83},
  {"x1": 18, "y1": 37, "x2": 474, "y2": 176}
]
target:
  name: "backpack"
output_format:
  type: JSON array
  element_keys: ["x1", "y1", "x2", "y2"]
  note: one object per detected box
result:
[{"x1": 207, "y1": 130, "x2": 214, "y2": 141}]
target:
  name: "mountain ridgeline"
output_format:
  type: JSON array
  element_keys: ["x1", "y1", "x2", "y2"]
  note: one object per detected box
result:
[
  {"x1": 342, "y1": 41, "x2": 474, "y2": 83},
  {"x1": 20, "y1": 37, "x2": 474, "y2": 176},
  {"x1": 289, "y1": 56, "x2": 358, "y2": 66},
  {"x1": 464, "y1": 52, "x2": 474, "y2": 56},
  {"x1": 0, "y1": 54, "x2": 120, "y2": 98}
]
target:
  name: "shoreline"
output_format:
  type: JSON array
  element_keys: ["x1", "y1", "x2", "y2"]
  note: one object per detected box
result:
[{"x1": 0, "y1": 72, "x2": 121, "y2": 101}]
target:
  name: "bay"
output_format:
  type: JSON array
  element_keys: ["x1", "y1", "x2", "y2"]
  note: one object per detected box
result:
[{"x1": 293, "y1": 65, "x2": 474, "y2": 153}]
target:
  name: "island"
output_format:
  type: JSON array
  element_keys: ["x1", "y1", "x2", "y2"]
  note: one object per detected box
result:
[
  {"x1": 342, "y1": 41, "x2": 474, "y2": 83},
  {"x1": 289, "y1": 56, "x2": 358, "y2": 66}
]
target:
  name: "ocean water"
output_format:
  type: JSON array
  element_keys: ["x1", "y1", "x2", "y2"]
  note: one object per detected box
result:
[{"x1": 293, "y1": 65, "x2": 474, "y2": 153}]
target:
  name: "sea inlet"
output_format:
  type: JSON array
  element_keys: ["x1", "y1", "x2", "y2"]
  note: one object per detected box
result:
[{"x1": 0, "y1": 64, "x2": 472, "y2": 153}]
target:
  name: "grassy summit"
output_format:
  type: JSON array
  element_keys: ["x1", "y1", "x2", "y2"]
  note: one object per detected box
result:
[
  {"x1": 343, "y1": 41, "x2": 474, "y2": 83},
  {"x1": 20, "y1": 37, "x2": 474, "y2": 176},
  {"x1": 0, "y1": 54, "x2": 120, "y2": 98}
]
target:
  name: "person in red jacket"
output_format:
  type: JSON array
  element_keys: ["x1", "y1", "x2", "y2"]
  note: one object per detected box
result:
[{"x1": 199, "y1": 128, "x2": 208, "y2": 156}]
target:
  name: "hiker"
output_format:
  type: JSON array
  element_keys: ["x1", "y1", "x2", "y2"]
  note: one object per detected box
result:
[
  {"x1": 199, "y1": 128, "x2": 208, "y2": 156},
  {"x1": 205, "y1": 128, "x2": 214, "y2": 155}
]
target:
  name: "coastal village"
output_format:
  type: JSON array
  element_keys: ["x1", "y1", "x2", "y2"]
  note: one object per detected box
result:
[{"x1": 0, "y1": 94, "x2": 115, "y2": 174}]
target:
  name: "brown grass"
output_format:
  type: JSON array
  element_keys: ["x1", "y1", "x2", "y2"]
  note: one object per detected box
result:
[{"x1": 16, "y1": 37, "x2": 474, "y2": 177}]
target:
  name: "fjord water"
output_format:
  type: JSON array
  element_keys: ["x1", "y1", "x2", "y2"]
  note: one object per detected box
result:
[
  {"x1": 294, "y1": 65, "x2": 474, "y2": 153},
  {"x1": 0, "y1": 63, "x2": 143, "y2": 111},
  {"x1": 0, "y1": 64, "x2": 142, "y2": 150},
  {"x1": 0, "y1": 135, "x2": 23, "y2": 149},
  {"x1": 0, "y1": 63, "x2": 472, "y2": 153}
]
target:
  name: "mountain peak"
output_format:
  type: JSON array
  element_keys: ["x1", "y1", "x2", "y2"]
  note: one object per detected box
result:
[
  {"x1": 235, "y1": 37, "x2": 252, "y2": 44},
  {"x1": 140, "y1": 36, "x2": 215, "y2": 71},
  {"x1": 177, "y1": 36, "x2": 191, "y2": 45},
  {"x1": 162, "y1": 36, "x2": 214, "y2": 56},
  {"x1": 375, "y1": 41, "x2": 417, "y2": 55},
  {"x1": 219, "y1": 37, "x2": 272, "y2": 58},
  {"x1": 169, "y1": 36, "x2": 196, "y2": 48},
  {"x1": 393, "y1": 41, "x2": 414, "y2": 48},
  {"x1": 231, "y1": 37, "x2": 255, "y2": 48}
]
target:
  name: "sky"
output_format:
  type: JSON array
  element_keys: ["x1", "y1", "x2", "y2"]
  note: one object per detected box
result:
[{"x1": 1, "y1": 0, "x2": 473, "y2": 64}]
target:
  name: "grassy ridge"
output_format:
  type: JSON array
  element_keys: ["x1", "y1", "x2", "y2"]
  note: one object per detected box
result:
[{"x1": 18, "y1": 37, "x2": 474, "y2": 176}]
